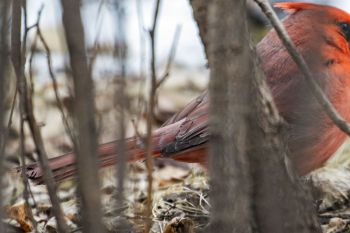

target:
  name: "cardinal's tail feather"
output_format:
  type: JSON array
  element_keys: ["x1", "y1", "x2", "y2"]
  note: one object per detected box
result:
[
  {"x1": 24, "y1": 115, "x2": 208, "y2": 184},
  {"x1": 24, "y1": 136, "x2": 162, "y2": 184}
]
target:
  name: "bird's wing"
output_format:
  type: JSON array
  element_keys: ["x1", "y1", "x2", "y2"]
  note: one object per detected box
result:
[{"x1": 156, "y1": 91, "x2": 210, "y2": 162}]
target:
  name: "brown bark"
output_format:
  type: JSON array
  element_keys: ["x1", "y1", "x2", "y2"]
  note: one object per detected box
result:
[
  {"x1": 60, "y1": 0, "x2": 104, "y2": 232},
  {"x1": 248, "y1": 59, "x2": 320, "y2": 233},
  {"x1": 206, "y1": 0, "x2": 253, "y2": 232},
  {"x1": 199, "y1": 0, "x2": 321, "y2": 232}
]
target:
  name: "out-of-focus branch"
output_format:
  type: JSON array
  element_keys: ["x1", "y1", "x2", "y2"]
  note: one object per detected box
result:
[
  {"x1": 145, "y1": 0, "x2": 161, "y2": 231},
  {"x1": 0, "y1": 1, "x2": 10, "y2": 231},
  {"x1": 156, "y1": 24, "x2": 182, "y2": 88},
  {"x1": 36, "y1": 15, "x2": 76, "y2": 144},
  {"x1": 19, "y1": 2, "x2": 37, "y2": 230},
  {"x1": 11, "y1": 1, "x2": 69, "y2": 232},
  {"x1": 88, "y1": 0, "x2": 105, "y2": 74},
  {"x1": 60, "y1": 0, "x2": 104, "y2": 232},
  {"x1": 112, "y1": 1, "x2": 129, "y2": 226},
  {"x1": 254, "y1": 0, "x2": 350, "y2": 136},
  {"x1": 136, "y1": 0, "x2": 146, "y2": 79},
  {"x1": 28, "y1": 4, "x2": 75, "y2": 146},
  {"x1": 134, "y1": 0, "x2": 146, "y2": 132}
]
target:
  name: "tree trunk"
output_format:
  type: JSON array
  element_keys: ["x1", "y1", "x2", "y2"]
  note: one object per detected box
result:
[
  {"x1": 206, "y1": 0, "x2": 253, "y2": 231},
  {"x1": 193, "y1": 0, "x2": 321, "y2": 232}
]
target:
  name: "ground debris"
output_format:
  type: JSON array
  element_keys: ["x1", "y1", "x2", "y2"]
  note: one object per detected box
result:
[
  {"x1": 309, "y1": 166, "x2": 350, "y2": 233},
  {"x1": 8, "y1": 161, "x2": 350, "y2": 233}
]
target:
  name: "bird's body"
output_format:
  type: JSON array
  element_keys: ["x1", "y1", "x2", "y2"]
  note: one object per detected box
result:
[{"x1": 26, "y1": 2, "x2": 350, "y2": 183}]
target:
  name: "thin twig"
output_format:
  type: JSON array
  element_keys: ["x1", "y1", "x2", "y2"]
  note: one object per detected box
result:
[
  {"x1": 25, "y1": 4, "x2": 42, "y2": 214},
  {"x1": 145, "y1": 0, "x2": 161, "y2": 232},
  {"x1": 134, "y1": 0, "x2": 147, "y2": 135},
  {"x1": 19, "y1": 1, "x2": 38, "y2": 231},
  {"x1": 131, "y1": 119, "x2": 144, "y2": 142},
  {"x1": 254, "y1": 0, "x2": 350, "y2": 136},
  {"x1": 136, "y1": 0, "x2": 146, "y2": 79},
  {"x1": 19, "y1": 104, "x2": 37, "y2": 232},
  {"x1": 26, "y1": 4, "x2": 75, "y2": 145},
  {"x1": 36, "y1": 19, "x2": 76, "y2": 144},
  {"x1": 11, "y1": 1, "x2": 69, "y2": 232},
  {"x1": 88, "y1": 0, "x2": 105, "y2": 74},
  {"x1": 28, "y1": 33, "x2": 38, "y2": 98},
  {"x1": 156, "y1": 24, "x2": 182, "y2": 88},
  {"x1": 27, "y1": 5, "x2": 44, "y2": 99}
]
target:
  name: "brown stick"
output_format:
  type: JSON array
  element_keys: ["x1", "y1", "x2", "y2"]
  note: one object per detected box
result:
[
  {"x1": 36, "y1": 19, "x2": 76, "y2": 144},
  {"x1": 156, "y1": 24, "x2": 182, "y2": 88},
  {"x1": 60, "y1": 0, "x2": 104, "y2": 232},
  {"x1": 88, "y1": 0, "x2": 106, "y2": 74},
  {"x1": 11, "y1": 0, "x2": 69, "y2": 232},
  {"x1": 19, "y1": 2, "x2": 38, "y2": 230},
  {"x1": 144, "y1": 0, "x2": 161, "y2": 231},
  {"x1": 254, "y1": 0, "x2": 350, "y2": 136},
  {"x1": 112, "y1": 0, "x2": 129, "y2": 222}
]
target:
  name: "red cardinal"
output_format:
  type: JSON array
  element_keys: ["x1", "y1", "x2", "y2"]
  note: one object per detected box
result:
[{"x1": 26, "y1": 2, "x2": 350, "y2": 183}]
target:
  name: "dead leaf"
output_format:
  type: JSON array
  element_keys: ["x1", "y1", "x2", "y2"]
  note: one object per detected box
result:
[
  {"x1": 163, "y1": 217, "x2": 194, "y2": 233},
  {"x1": 5, "y1": 203, "x2": 33, "y2": 232}
]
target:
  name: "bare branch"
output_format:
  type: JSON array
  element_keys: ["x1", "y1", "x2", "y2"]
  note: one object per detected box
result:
[
  {"x1": 11, "y1": 1, "x2": 69, "y2": 232},
  {"x1": 60, "y1": 0, "x2": 104, "y2": 232},
  {"x1": 19, "y1": 105, "x2": 37, "y2": 231},
  {"x1": 144, "y1": 0, "x2": 162, "y2": 231},
  {"x1": 18, "y1": 2, "x2": 38, "y2": 229},
  {"x1": 134, "y1": 0, "x2": 147, "y2": 125},
  {"x1": 156, "y1": 24, "x2": 182, "y2": 88},
  {"x1": 36, "y1": 15, "x2": 76, "y2": 144},
  {"x1": 111, "y1": 1, "x2": 129, "y2": 226},
  {"x1": 254, "y1": 0, "x2": 350, "y2": 136},
  {"x1": 88, "y1": 0, "x2": 106, "y2": 74},
  {"x1": 27, "y1": 5, "x2": 43, "y2": 99}
]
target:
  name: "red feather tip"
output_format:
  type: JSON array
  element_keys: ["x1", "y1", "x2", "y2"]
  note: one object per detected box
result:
[{"x1": 274, "y1": 2, "x2": 322, "y2": 13}]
